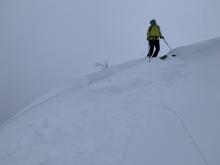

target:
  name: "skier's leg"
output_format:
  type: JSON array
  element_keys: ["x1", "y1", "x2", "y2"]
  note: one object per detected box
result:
[
  {"x1": 152, "y1": 40, "x2": 160, "y2": 57},
  {"x1": 147, "y1": 40, "x2": 154, "y2": 58}
]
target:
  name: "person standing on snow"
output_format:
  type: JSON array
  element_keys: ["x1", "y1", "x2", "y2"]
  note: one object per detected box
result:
[{"x1": 146, "y1": 19, "x2": 164, "y2": 58}]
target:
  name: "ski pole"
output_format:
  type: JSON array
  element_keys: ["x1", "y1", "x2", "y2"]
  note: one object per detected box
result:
[{"x1": 163, "y1": 38, "x2": 172, "y2": 50}]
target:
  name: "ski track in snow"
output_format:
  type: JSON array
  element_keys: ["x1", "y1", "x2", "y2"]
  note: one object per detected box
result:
[{"x1": 159, "y1": 103, "x2": 209, "y2": 165}]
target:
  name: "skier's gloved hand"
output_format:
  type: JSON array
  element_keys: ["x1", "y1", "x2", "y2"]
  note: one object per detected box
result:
[{"x1": 160, "y1": 36, "x2": 164, "y2": 39}]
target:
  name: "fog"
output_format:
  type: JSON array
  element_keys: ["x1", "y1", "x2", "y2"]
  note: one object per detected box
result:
[{"x1": 1, "y1": 0, "x2": 220, "y2": 124}]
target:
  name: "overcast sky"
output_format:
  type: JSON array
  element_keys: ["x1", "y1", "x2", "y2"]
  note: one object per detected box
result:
[{"x1": 1, "y1": 0, "x2": 220, "y2": 124}]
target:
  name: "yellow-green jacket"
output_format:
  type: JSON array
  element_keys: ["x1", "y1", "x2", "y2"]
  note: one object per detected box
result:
[{"x1": 146, "y1": 25, "x2": 163, "y2": 40}]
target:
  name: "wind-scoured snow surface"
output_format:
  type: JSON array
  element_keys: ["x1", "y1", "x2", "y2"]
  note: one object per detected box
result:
[{"x1": 1, "y1": 38, "x2": 220, "y2": 165}]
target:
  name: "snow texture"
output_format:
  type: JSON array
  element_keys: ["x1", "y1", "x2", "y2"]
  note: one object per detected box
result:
[{"x1": 0, "y1": 37, "x2": 220, "y2": 165}]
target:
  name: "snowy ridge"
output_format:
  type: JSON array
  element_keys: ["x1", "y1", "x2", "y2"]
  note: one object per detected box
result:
[
  {"x1": 170, "y1": 37, "x2": 220, "y2": 59},
  {"x1": 0, "y1": 57, "x2": 154, "y2": 130},
  {"x1": 0, "y1": 37, "x2": 220, "y2": 165},
  {"x1": 0, "y1": 58, "x2": 144, "y2": 130},
  {"x1": 2, "y1": 36, "x2": 219, "y2": 129}
]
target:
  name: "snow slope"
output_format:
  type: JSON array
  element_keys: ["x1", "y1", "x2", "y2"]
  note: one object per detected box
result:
[{"x1": 0, "y1": 37, "x2": 220, "y2": 165}]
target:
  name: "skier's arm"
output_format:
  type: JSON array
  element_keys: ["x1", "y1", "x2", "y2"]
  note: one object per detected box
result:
[{"x1": 158, "y1": 26, "x2": 164, "y2": 39}]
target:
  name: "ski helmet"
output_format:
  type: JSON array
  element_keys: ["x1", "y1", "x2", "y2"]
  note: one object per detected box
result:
[{"x1": 150, "y1": 19, "x2": 156, "y2": 25}]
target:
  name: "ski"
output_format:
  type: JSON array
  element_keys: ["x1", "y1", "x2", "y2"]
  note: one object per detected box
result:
[{"x1": 160, "y1": 54, "x2": 176, "y2": 60}]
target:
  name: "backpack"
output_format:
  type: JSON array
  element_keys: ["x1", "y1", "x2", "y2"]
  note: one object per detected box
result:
[
  {"x1": 148, "y1": 25, "x2": 160, "y2": 34},
  {"x1": 147, "y1": 25, "x2": 161, "y2": 40}
]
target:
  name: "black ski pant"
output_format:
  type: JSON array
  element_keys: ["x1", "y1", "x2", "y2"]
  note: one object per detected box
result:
[{"x1": 147, "y1": 40, "x2": 160, "y2": 58}]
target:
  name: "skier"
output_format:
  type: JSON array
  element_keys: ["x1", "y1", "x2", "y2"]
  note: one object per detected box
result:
[{"x1": 146, "y1": 19, "x2": 164, "y2": 58}]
